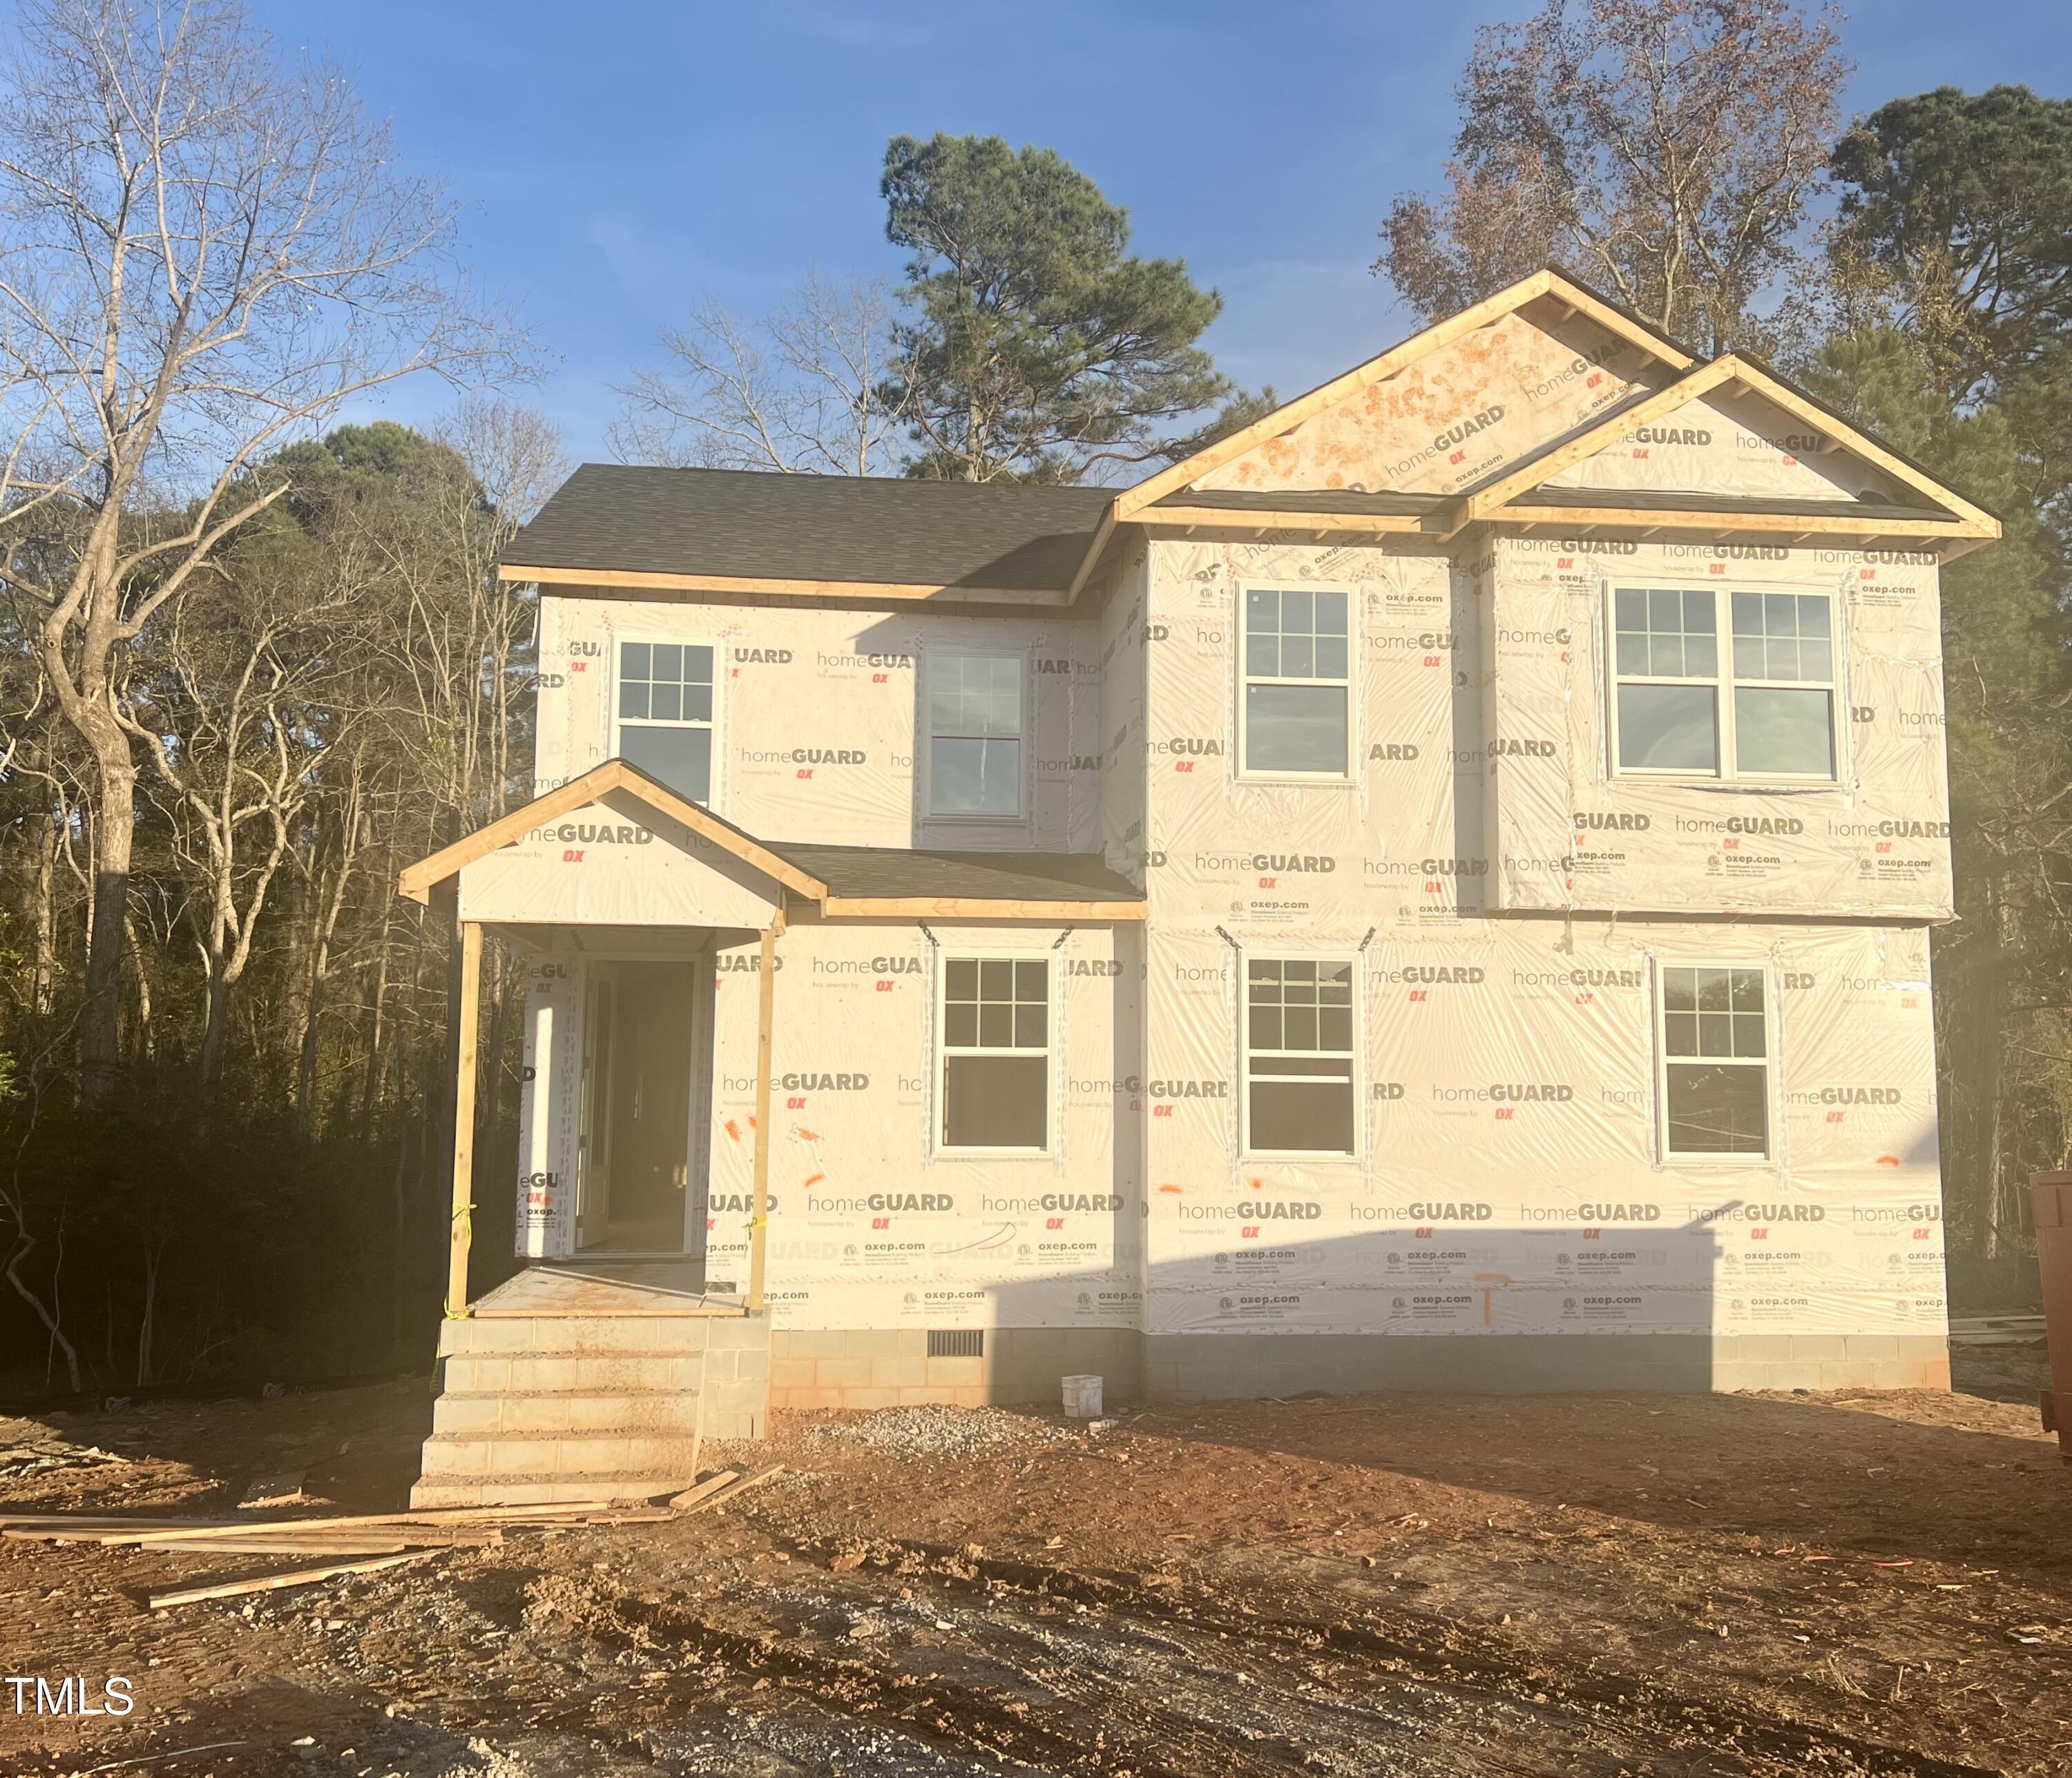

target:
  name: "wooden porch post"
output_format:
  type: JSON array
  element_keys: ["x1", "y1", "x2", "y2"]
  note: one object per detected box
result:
[
  {"x1": 445, "y1": 920, "x2": 483, "y2": 1318},
  {"x1": 747, "y1": 908, "x2": 783, "y2": 1308}
]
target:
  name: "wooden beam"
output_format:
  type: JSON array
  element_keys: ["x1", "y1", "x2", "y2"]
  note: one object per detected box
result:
[
  {"x1": 747, "y1": 916, "x2": 780, "y2": 1311},
  {"x1": 1495, "y1": 504, "x2": 1976, "y2": 540},
  {"x1": 818, "y1": 896, "x2": 1148, "y2": 920},
  {"x1": 498, "y1": 563, "x2": 1069, "y2": 606},
  {"x1": 446, "y1": 920, "x2": 483, "y2": 1320},
  {"x1": 150, "y1": 1551, "x2": 433, "y2": 1610},
  {"x1": 1136, "y1": 505, "x2": 1435, "y2": 535}
]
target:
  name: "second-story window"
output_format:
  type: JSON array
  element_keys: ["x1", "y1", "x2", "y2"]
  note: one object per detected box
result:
[
  {"x1": 617, "y1": 641, "x2": 714, "y2": 804},
  {"x1": 1243, "y1": 587, "x2": 1350, "y2": 777},
  {"x1": 928, "y1": 653, "x2": 1024, "y2": 818},
  {"x1": 1611, "y1": 587, "x2": 1836, "y2": 782}
]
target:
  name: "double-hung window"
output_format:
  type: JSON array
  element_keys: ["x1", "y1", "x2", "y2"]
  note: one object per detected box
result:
[
  {"x1": 1242, "y1": 588, "x2": 1350, "y2": 777},
  {"x1": 1611, "y1": 586, "x2": 1836, "y2": 781},
  {"x1": 928, "y1": 653, "x2": 1025, "y2": 818},
  {"x1": 617, "y1": 641, "x2": 715, "y2": 803},
  {"x1": 939, "y1": 957, "x2": 1048, "y2": 1150},
  {"x1": 1244, "y1": 958, "x2": 1356, "y2": 1154},
  {"x1": 1657, "y1": 965, "x2": 1771, "y2": 1159}
]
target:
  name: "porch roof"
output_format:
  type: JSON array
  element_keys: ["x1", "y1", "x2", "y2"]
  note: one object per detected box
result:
[{"x1": 398, "y1": 757, "x2": 1147, "y2": 920}]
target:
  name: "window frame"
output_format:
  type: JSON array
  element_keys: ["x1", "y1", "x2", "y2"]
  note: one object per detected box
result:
[
  {"x1": 1239, "y1": 950, "x2": 1363, "y2": 1161},
  {"x1": 921, "y1": 648, "x2": 1031, "y2": 824},
  {"x1": 1604, "y1": 577, "x2": 1845, "y2": 787},
  {"x1": 614, "y1": 635, "x2": 722, "y2": 810},
  {"x1": 933, "y1": 949, "x2": 1054, "y2": 1157},
  {"x1": 1652, "y1": 958, "x2": 1777, "y2": 1166},
  {"x1": 1236, "y1": 579, "x2": 1359, "y2": 784}
]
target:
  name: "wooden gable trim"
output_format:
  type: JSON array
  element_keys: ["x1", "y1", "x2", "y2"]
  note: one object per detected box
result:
[
  {"x1": 818, "y1": 896, "x2": 1149, "y2": 920},
  {"x1": 1459, "y1": 354, "x2": 1999, "y2": 541},
  {"x1": 1456, "y1": 356, "x2": 1745, "y2": 525},
  {"x1": 1140, "y1": 504, "x2": 1442, "y2": 537},
  {"x1": 499, "y1": 563, "x2": 1073, "y2": 606},
  {"x1": 1103, "y1": 268, "x2": 1694, "y2": 528},
  {"x1": 396, "y1": 759, "x2": 831, "y2": 905}
]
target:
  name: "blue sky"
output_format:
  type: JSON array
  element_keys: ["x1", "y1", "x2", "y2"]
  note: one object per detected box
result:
[{"x1": 249, "y1": 0, "x2": 2072, "y2": 465}]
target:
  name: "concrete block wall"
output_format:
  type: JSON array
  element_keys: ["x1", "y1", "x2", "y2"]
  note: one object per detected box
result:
[
  {"x1": 767, "y1": 1328, "x2": 1142, "y2": 1413},
  {"x1": 1138, "y1": 1332, "x2": 1950, "y2": 1402}
]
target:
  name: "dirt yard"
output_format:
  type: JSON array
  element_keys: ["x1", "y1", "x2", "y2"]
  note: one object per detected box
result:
[{"x1": 1, "y1": 1346, "x2": 2066, "y2": 1778}]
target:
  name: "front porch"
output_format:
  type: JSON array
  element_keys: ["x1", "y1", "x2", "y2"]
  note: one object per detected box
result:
[{"x1": 412, "y1": 1265, "x2": 771, "y2": 1508}]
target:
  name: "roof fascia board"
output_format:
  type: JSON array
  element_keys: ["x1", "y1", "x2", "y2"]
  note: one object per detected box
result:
[
  {"x1": 396, "y1": 758, "x2": 830, "y2": 905},
  {"x1": 1496, "y1": 504, "x2": 1981, "y2": 540},
  {"x1": 818, "y1": 896, "x2": 1147, "y2": 920},
  {"x1": 1141, "y1": 504, "x2": 1441, "y2": 536},
  {"x1": 501, "y1": 563, "x2": 1071, "y2": 606}
]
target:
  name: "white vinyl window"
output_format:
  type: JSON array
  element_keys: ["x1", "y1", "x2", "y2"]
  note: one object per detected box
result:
[
  {"x1": 1243, "y1": 958, "x2": 1356, "y2": 1155},
  {"x1": 1656, "y1": 964, "x2": 1772, "y2": 1160},
  {"x1": 939, "y1": 956, "x2": 1049, "y2": 1152},
  {"x1": 1241, "y1": 586, "x2": 1351, "y2": 777},
  {"x1": 617, "y1": 641, "x2": 716, "y2": 804},
  {"x1": 928, "y1": 653, "x2": 1025, "y2": 818},
  {"x1": 1611, "y1": 586, "x2": 1836, "y2": 782}
]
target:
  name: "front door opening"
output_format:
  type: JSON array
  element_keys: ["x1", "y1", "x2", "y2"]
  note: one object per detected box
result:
[{"x1": 577, "y1": 958, "x2": 707, "y2": 1254}]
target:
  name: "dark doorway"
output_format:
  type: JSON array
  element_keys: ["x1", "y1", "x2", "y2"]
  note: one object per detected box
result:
[{"x1": 591, "y1": 960, "x2": 698, "y2": 1253}]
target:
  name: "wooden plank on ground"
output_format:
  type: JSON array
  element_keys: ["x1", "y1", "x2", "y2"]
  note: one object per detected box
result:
[
  {"x1": 666, "y1": 1470, "x2": 740, "y2": 1512},
  {"x1": 149, "y1": 1550, "x2": 434, "y2": 1610},
  {"x1": 112, "y1": 1500, "x2": 621, "y2": 1545},
  {"x1": 676, "y1": 1464, "x2": 784, "y2": 1519}
]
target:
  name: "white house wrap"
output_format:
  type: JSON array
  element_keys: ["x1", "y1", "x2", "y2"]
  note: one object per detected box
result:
[{"x1": 405, "y1": 268, "x2": 1993, "y2": 1410}]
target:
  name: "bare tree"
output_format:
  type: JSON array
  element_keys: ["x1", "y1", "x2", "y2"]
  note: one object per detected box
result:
[
  {"x1": 611, "y1": 273, "x2": 912, "y2": 475},
  {"x1": 1375, "y1": 0, "x2": 1848, "y2": 354},
  {"x1": 0, "y1": 0, "x2": 519, "y2": 1102}
]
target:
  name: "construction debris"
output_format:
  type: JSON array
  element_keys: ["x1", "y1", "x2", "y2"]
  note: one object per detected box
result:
[
  {"x1": 147, "y1": 1550, "x2": 432, "y2": 1610},
  {"x1": 806, "y1": 1404, "x2": 1067, "y2": 1459}
]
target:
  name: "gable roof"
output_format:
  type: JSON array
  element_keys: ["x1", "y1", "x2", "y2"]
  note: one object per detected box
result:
[
  {"x1": 501, "y1": 463, "x2": 1110, "y2": 605},
  {"x1": 399, "y1": 758, "x2": 1147, "y2": 920},
  {"x1": 1108, "y1": 267, "x2": 1696, "y2": 525},
  {"x1": 1453, "y1": 353, "x2": 2000, "y2": 543}
]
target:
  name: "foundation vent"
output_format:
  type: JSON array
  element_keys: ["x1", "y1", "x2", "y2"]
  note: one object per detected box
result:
[{"x1": 927, "y1": 1329, "x2": 984, "y2": 1359}]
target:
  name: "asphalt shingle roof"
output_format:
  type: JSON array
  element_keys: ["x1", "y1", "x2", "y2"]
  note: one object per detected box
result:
[
  {"x1": 776, "y1": 844, "x2": 1140, "y2": 905},
  {"x1": 503, "y1": 463, "x2": 1113, "y2": 593}
]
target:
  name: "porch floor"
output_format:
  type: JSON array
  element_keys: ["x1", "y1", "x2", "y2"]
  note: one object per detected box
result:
[{"x1": 473, "y1": 1264, "x2": 748, "y2": 1319}]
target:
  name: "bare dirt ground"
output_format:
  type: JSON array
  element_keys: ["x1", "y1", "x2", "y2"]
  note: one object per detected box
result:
[{"x1": 1, "y1": 1346, "x2": 2066, "y2": 1778}]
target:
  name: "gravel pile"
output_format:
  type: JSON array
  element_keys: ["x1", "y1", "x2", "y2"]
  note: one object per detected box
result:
[{"x1": 807, "y1": 1404, "x2": 1069, "y2": 1459}]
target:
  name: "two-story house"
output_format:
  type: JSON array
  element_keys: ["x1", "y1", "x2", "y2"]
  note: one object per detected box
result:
[{"x1": 399, "y1": 269, "x2": 1995, "y2": 1506}]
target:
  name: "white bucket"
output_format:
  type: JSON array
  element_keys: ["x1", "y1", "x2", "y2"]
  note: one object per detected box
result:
[{"x1": 1062, "y1": 1373, "x2": 1103, "y2": 1418}]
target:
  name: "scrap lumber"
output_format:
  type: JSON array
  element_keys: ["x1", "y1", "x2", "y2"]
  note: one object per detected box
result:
[
  {"x1": 149, "y1": 1549, "x2": 432, "y2": 1610},
  {"x1": 104, "y1": 1500, "x2": 621, "y2": 1545},
  {"x1": 675, "y1": 1463, "x2": 784, "y2": 1519},
  {"x1": 667, "y1": 1470, "x2": 740, "y2": 1512}
]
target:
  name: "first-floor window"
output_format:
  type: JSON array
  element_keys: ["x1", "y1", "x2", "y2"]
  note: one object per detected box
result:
[
  {"x1": 618, "y1": 640, "x2": 715, "y2": 802},
  {"x1": 1658, "y1": 964, "x2": 1771, "y2": 1158},
  {"x1": 1245, "y1": 958, "x2": 1356, "y2": 1154},
  {"x1": 940, "y1": 957, "x2": 1048, "y2": 1150}
]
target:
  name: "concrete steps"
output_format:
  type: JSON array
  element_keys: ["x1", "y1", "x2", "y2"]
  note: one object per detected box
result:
[{"x1": 410, "y1": 1293, "x2": 771, "y2": 1509}]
